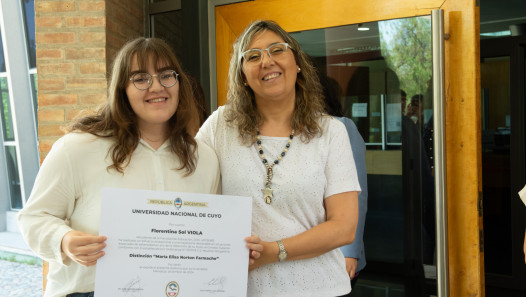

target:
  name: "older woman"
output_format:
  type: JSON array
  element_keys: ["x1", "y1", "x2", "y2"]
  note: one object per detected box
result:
[
  {"x1": 17, "y1": 37, "x2": 224, "y2": 297},
  {"x1": 197, "y1": 20, "x2": 360, "y2": 296}
]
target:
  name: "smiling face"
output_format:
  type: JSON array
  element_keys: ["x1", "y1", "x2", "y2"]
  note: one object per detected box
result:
[
  {"x1": 125, "y1": 54, "x2": 179, "y2": 133},
  {"x1": 242, "y1": 30, "x2": 299, "y2": 107}
]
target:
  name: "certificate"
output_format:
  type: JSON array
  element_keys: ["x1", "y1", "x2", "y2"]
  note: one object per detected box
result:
[{"x1": 95, "y1": 187, "x2": 252, "y2": 297}]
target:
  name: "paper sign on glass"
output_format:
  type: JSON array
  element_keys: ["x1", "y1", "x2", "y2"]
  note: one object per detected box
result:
[
  {"x1": 352, "y1": 103, "x2": 368, "y2": 118},
  {"x1": 95, "y1": 187, "x2": 252, "y2": 297}
]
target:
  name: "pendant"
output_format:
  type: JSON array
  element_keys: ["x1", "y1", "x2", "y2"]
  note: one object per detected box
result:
[{"x1": 262, "y1": 187, "x2": 273, "y2": 204}]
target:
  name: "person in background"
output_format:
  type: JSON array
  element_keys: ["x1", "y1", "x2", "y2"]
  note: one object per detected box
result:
[
  {"x1": 197, "y1": 20, "x2": 360, "y2": 296},
  {"x1": 401, "y1": 90, "x2": 408, "y2": 115},
  {"x1": 17, "y1": 37, "x2": 260, "y2": 297},
  {"x1": 320, "y1": 73, "x2": 368, "y2": 293},
  {"x1": 406, "y1": 94, "x2": 424, "y2": 126}
]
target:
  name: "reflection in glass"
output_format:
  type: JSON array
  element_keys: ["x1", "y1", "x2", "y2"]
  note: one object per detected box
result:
[
  {"x1": 379, "y1": 18, "x2": 432, "y2": 102},
  {"x1": 30, "y1": 73, "x2": 38, "y2": 125},
  {"x1": 5, "y1": 145, "x2": 22, "y2": 209},
  {"x1": 481, "y1": 56, "x2": 512, "y2": 275},
  {"x1": 22, "y1": 0, "x2": 36, "y2": 69},
  {"x1": 0, "y1": 25, "x2": 5, "y2": 72},
  {"x1": 291, "y1": 16, "x2": 435, "y2": 296},
  {"x1": 151, "y1": 11, "x2": 182, "y2": 63},
  {"x1": 0, "y1": 77, "x2": 14, "y2": 141}
]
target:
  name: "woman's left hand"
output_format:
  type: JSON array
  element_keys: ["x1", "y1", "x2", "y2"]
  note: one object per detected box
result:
[
  {"x1": 245, "y1": 235, "x2": 263, "y2": 270},
  {"x1": 345, "y1": 257, "x2": 358, "y2": 279}
]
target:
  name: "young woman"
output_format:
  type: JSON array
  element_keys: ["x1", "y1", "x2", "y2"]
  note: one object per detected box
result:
[{"x1": 18, "y1": 37, "x2": 225, "y2": 297}]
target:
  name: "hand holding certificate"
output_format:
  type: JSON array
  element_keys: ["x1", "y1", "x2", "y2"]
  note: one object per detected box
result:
[{"x1": 95, "y1": 187, "x2": 252, "y2": 297}]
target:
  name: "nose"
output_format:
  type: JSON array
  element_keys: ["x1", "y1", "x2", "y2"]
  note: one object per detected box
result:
[
  {"x1": 260, "y1": 49, "x2": 274, "y2": 67},
  {"x1": 149, "y1": 74, "x2": 164, "y2": 91}
]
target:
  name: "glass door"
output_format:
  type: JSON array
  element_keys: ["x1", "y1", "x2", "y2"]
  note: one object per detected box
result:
[{"x1": 290, "y1": 17, "x2": 437, "y2": 297}]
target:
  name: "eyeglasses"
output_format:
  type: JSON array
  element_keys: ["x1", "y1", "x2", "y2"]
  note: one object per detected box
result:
[
  {"x1": 129, "y1": 70, "x2": 179, "y2": 90},
  {"x1": 241, "y1": 43, "x2": 292, "y2": 65}
]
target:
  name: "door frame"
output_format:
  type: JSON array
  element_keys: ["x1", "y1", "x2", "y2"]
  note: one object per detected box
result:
[{"x1": 208, "y1": 0, "x2": 482, "y2": 296}]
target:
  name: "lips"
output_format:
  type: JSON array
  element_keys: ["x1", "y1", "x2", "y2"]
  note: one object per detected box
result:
[
  {"x1": 262, "y1": 72, "x2": 281, "y2": 81},
  {"x1": 146, "y1": 98, "x2": 167, "y2": 103}
]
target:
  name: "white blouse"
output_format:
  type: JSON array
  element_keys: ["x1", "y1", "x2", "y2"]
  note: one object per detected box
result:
[
  {"x1": 197, "y1": 107, "x2": 360, "y2": 297},
  {"x1": 18, "y1": 132, "x2": 220, "y2": 297}
]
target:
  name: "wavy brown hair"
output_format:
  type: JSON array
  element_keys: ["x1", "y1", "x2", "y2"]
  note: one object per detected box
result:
[
  {"x1": 70, "y1": 37, "x2": 199, "y2": 175},
  {"x1": 225, "y1": 20, "x2": 325, "y2": 144}
]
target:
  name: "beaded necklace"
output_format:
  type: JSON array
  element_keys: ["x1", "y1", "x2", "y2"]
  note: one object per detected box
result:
[{"x1": 256, "y1": 129, "x2": 295, "y2": 204}]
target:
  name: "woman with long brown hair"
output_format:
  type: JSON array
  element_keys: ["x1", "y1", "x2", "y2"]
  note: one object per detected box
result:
[
  {"x1": 197, "y1": 20, "x2": 360, "y2": 296},
  {"x1": 18, "y1": 37, "x2": 222, "y2": 297}
]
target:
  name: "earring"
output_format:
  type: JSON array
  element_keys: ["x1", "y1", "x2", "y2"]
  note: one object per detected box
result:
[
  {"x1": 297, "y1": 67, "x2": 301, "y2": 73},
  {"x1": 243, "y1": 82, "x2": 248, "y2": 86}
]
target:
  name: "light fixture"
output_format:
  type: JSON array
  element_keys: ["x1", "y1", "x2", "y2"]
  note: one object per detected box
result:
[{"x1": 357, "y1": 23, "x2": 370, "y2": 31}]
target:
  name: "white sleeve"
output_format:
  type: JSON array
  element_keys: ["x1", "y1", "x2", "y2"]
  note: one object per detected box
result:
[
  {"x1": 17, "y1": 136, "x2": 77, "y2": 265},
  {"x1": 324, "y1": 119, "x2": 361, "y2": 198}
]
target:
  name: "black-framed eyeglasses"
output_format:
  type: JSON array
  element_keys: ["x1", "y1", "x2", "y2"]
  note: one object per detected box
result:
[
  {"x1": 240, "y1": 43, "x2": 292, "y2": 64},
  {"x1": 129, "y1": 70, "x2": 179, "y2": 90}
]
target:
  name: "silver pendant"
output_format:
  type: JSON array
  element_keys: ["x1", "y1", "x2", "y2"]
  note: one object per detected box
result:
[{"x1": 262, "y1": 187, "x2": 273, "y2": 204}]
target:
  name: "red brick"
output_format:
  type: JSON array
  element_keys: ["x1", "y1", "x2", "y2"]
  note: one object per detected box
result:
[
  {"x1": 36, "y1": 1, "x2": 75, "y2": 13},
  {"x1": 38, "y1": 109, "x2": 65, "y2": 122},
  {"x1": 79, "y1": 63, "x2": 106, "y2": 74},
  {"x1": 66, "y1": 108, "x2": 97, "y2": 121},
  {"x1": 39, "y1": 94, "x2": 78, "y2": 106},
  {"x1": 36, "y1": 49, "x2": 63, "y2": 59},
  {"x1": 78, "y1": 1, "x2": 105, "y2": 11},
  {"x1": 35, "y1": 17, "x2": 63, "y2": 28},
  {"x1": 38, "y1": 124, "x2": 66, "y2": 137},
  {"x1": 86, "y1": 16, "x2": 106, "y2": 27},
  {"x1": 79, "y1": 93, "x2": 107, "y2": 105},
  {"x1": 38, "y1": 78, "x2": 65, "y2": 91},
  {"x1": 79, "y1": 32, "x2": 105, "y2": 44},
  {"x1": 66, "y1": 16, "x2": 105, "y2": 27},
  {"x1": 36, "y1": 32, "x2": 75, "y2": 44},
  {"x1": 65, "y1": 48, "x2": 105, "y2": 60},
  {"x1": 66, "y1": 78, "x2": 107, "y2": 89},
  {"x1": 38, "y1": 63, "x2": 75, "y2": 75}
]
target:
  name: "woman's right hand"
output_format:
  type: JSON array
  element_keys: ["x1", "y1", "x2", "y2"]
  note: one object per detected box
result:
[{"x1": 61, "y1": 230, "x2": 107, "y2": 267}]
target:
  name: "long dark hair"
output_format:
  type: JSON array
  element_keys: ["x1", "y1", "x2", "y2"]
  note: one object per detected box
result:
[{"x1": 70, "y1": 37, "x2": 199, "y2": 175}]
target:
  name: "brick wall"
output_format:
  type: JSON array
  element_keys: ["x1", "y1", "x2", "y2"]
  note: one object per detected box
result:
[
  {"x1": 35, "y1": 0, "x2": 143, "y2": 290},
  {"x1": 35, "y1": 0, "x2": 143, "y2": 161}
]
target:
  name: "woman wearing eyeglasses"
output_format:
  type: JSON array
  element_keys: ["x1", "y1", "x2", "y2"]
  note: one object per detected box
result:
[
  {"x1": 197, "y1": 20, "x2": 360, "y2": 296},
  {"x1": 17, "y1": 37, "x2": 244, "y2": 297}
]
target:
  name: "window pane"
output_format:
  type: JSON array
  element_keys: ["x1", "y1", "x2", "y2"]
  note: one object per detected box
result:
[
  {"x1": 30, "y1": 73, "x2": 38, "y2": 125},
  {"x1": 5, "y1": 145, "x2": 22, "y2": 209},
  {"x1": 291, "y1": 16, "x2": 436, "y2": 295},
  {"x1": 22, "y1": 0, "x2": 36, "y2": 69},
  {"x1": 0, "y1": 77, "x2": 14, "y2": 141},
  {"x1": 0, "y1": 25, "x2": 5, "y2": 72},
  {"x1": 151, "y1": 11, "x2": 182, "y2": 62}
]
